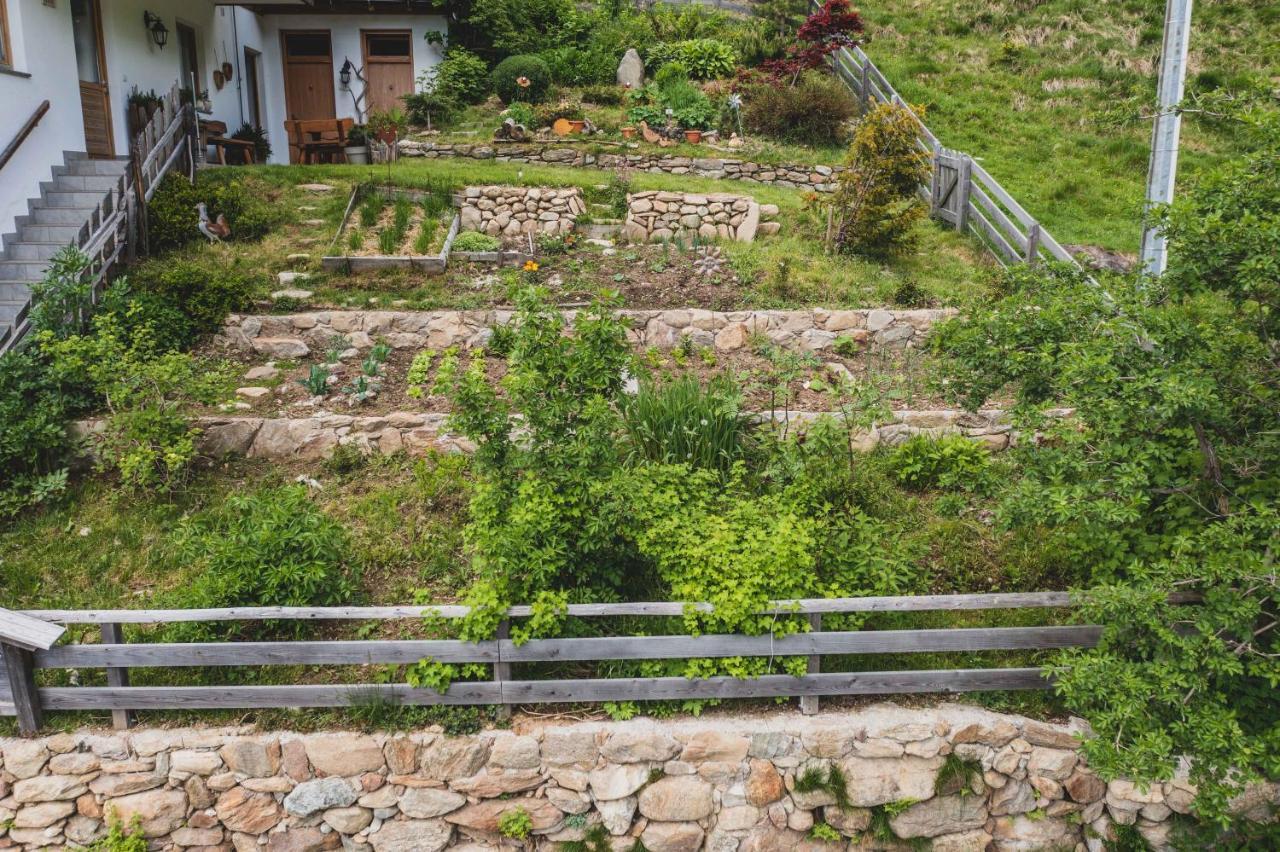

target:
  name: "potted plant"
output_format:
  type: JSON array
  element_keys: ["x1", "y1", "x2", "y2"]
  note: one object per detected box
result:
[
  {"x1": 621, "y1": 126, "x2": 637, "y2": 139},
  {"x1": 368, "y1": 107, "x2": 407, "y2": 145},
  {"x1": 675, "y1": 104, "x2": 715, "y2": 144},
  {"x1": 345, "y1": 124, "x2": 370, "y2": 165},
  {"x1": 126, "y1": 87, "x2": 163, "y2": 138}
]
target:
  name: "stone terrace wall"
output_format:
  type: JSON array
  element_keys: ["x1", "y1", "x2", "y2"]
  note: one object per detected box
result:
[
  {"x1": 623, "y1": 192, "x2": 780, "y2": 244},
  {"x1": 0, "y1": 707, "x2": 1194, "y2": 851},
  {"x1": 217, "y1": 309, "x2": 955, "y2": 360},
  {"x1": 71, "y1": 406, "x2": 1021, "y2": 463},
  {"x1": 458, "y1": 187, "x2": 584, "y2": 238},
  {"x1": 399, "y1": 140, "x2": 843, "y2": 192}
]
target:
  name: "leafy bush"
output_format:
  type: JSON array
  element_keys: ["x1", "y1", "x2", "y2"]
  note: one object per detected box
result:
[
  {"x1": 42, "y1": 316, "x2": 233, "y2": 491},
  {"x1": 28, "y1": 247, "x2": 94, "y2": 338},
  {"x1": 96, "y1": 279, "x2": 196, "y2": 355},
  {"x1": 452, "y1": 231, "x2": 502, "y2": 252},
  {"x1": 889, "y1": 434, "x2": 991, "y2": 491},
  {"x1": 490, "y1": 54, "x2": 553, "y2": 103},
  {"x1": 761, "y1": 0, "x2": 864, "y2": 81},
  {"x1": 403, "y1": 91, "x2": 458, "y2": 129},
  {"x1": 741, "y1": 70, "x2": 856, "y2": 145},
  {"x1": 648, "y1": 38, "x2": 738, "y2": 79},
  {"x1": 146, "y1": 173, "x2": 277, "y2": 252},
  {"x1": 538, "y1": 44, "x2": 618, "y2": 86},
  {"x1": 498, "y1": 807, "x2": 533, "y2": 840},
  {"x1": 85, "y1": 816, "x2": 149, "y2": 852},
  {"x1": 127, "y1": 257, "x2": 258, "y2": 341},
  {"x1": 230, "y1": 123, "x2": 271, "y2": 163},
  {"x1": 621, "y1": 372, "x2": 750, "y2": 473},
  {"x1": 467, "y1": 0, "x2": 580, "y2": 57},
  {"x1": 829, "y1": 101, "x2": 931, "y2": 257},
  {"x1": 580, "y1": 83, "x2": 626, "y2": 105},
  {"x1": 0, "y1": 348, "x2": 86, "y2": 517},
  {"x1": 423, "y1": 46, "x2": 490, "y2": 105},
  {"x1": 169, "y1": 486, "x2": 357, "y2": 638}
]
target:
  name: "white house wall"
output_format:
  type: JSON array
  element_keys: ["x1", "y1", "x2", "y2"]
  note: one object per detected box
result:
[{"x1": 0, "y1": 0, "x2": 84, "y2": 242}]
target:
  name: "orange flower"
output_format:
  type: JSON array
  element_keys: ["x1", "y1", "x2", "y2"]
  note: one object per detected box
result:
[
  {"x1": 516, "y1": 76, "x2": 531, "y2": 89},
  {"x1": 523, "y1": 260, "x2": 540, "y2": 272}
]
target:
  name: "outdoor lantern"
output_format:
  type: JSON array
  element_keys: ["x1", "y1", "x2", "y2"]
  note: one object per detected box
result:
[
  {"x1": 340, "y1": 59, "x2": 353, "y2": 88},
  {"x1": 143, "y1": 12, "x2": 168, "y2": 49}
]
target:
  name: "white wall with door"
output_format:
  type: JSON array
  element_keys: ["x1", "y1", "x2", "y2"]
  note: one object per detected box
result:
[{"x1": 0, "y1": 0, "x2": 85, "y2": 241}]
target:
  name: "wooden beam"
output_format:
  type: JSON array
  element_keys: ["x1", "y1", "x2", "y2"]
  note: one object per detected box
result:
[
  {"x1": 100, "y1": 623, "x2": 133, "y2": 731},
  {"x1": 2, "y1": 643, "x2": 43, "y2": 734},
  {"x1": 39, "y1": 668, "x2": 1053, "y2": 710},
  {"x1": 0, "y1": 608, "x2": 65, "y2": 651}
]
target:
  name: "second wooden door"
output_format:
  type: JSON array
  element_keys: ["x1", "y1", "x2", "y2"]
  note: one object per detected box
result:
[{"x1": 362, "y1": 30, "x2": 413, "y2": 116}]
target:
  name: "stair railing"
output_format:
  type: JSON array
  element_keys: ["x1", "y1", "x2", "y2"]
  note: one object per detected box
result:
[{"x1": 0, "y1": 99, "x2": 50, "y2": 174}]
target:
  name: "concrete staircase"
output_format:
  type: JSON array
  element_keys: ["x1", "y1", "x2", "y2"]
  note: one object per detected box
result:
[{"x1": 0, "y1": 154, "x2": 131, "y2": 351}]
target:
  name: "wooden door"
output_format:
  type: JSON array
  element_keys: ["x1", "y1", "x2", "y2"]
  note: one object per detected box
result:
[
  {"x1": 70, "y1": 0, "x2": 113, "y2": 158},
  {"x1": 362, "y1": 30, "x2": 413, "y2": 115},
  {"x1": 281, "y1": 31, "x2": 335, "y2": 163}
]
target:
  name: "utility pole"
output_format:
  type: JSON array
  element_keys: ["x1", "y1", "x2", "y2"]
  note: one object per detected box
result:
[{"x1": 1139, "y1": 0, "x2": 1194, "y2": 276}]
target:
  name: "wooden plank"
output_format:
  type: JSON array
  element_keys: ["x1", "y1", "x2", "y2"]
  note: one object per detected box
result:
[
  {"x1": 969, "y1": 161, "x2": 1038, "y2": 229},
  {"x1": 20, "y1": 592, "x2": 1084, "y2": 625},
  {"x1": 955, "y1": 156, "x2": 973, "y2": 233},
  {"x1": 969, "y1": 183, "x2": 1029, "y2": 253},
  {"x1": 38, "y1": 639, "x2": 500, "y2": 668},
  {"x1": 0, "y1": 608, "x2": 66, "y2": 651},
  {"x1": 799, "y1": 612, "x2": 822, "y2": 715},
  {"x1": 2, "y1": 643, "x2": 43, "y2": 734},
  {"x1": 39, "y1": 668, "x2": 1053, "y2": 710},
  {"x1": 494, "y1": 618, "x2": 512, "y2": 721},
  {"x1": 968, "y1": 205, "x2": 1021, "y2": 265},
  {"x1": 35, "y1": 627, "x2": 1099, "y2": 670},
  {"x1": 1036, "y1": 227, "x2": 1075, "y2": 263},
  {"x1": 100, "y1": 624, "x2": 133, "y2": 731}
]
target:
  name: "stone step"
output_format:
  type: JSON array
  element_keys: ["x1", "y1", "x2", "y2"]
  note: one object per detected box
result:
[
  {"x1": 64, "y1": 156, "x2": 130, "y2": 176},
  {"x1": 6, "y1": 242, "x2": 64, "y2": 262},
  {"x1": 0, "y1": 282, "x2": 32, "y2": 303},
  {"x1": 51, "y1": 173, "x2": 122, "y2": 192},
  {"x1": 39, "y1": 189, "x2": 107, "y2": 209},
  {"x1": 0, "y1": 260, "x2": 48, "y2": 282},
  {"x1": 19, "y1": 224, "x2": 85, "y2": 243},
  {"x1": 30, "y1": 206, "x2": 94, "y2": 226}
]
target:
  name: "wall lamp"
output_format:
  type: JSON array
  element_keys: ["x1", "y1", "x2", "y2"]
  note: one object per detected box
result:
[
  {"x1": 143, "y1": 12, "x2": 169, "y2": 49},
  {"x1": 339, "y1": 58, "x2": 354, "y2": 88}
]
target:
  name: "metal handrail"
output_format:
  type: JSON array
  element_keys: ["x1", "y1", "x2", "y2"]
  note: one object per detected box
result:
[{"x1": 0, "y1": 100, "x2": 50, "y2": 173}]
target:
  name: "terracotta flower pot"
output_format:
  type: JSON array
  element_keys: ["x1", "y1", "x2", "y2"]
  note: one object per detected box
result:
[
  {"x1": 684, "y1": 130, "x2": 703, "y2": 144},
  {"x1": 621, "y1": 126, "x2": 636, "y2": 139},
  {"x1": 569, "y1": 119, "x2": 586, "y2": 134}
]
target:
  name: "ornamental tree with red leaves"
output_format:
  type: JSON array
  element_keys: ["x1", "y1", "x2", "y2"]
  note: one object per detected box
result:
[{"x1": 761, "y1": 0, "x2": 865, "y2": 85}]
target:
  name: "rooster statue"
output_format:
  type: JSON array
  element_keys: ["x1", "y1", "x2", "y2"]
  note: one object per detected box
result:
[{"x1": 196, "y1": 203, "x2": 231, "y2": 243}]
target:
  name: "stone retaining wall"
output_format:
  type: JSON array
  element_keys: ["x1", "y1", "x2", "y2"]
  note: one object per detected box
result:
[
  {"x1": 0, "y1": 707, "x2": 1202, "y2": 851},
  {"x1": 217, "y1": 309, "x2": 955, "y2": 360},
  {"x1": 73, "y1": 408, "x2": 1027, "y2": 463},
  {"x1": 623, "y1": 192, "x2": 780, "y2": 243},
  {"x1": 459, "y1": 187, "x2": 584, "y2": 237},
  {"x1": 398, "y1": 140, "x2": 843, "y2": 192}
]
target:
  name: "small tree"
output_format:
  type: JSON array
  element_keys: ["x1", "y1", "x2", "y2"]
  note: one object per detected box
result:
[
  {"x1": 760, "y1": 0, "x2": 864, "y2": 84},
  {"x1": 828, "y1": 102, "x2": 930, "y2": 257}
]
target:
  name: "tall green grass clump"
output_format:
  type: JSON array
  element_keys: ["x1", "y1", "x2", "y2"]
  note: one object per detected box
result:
[{"x1": 621, "y1": 372, "x2": 750, "y2": 473}]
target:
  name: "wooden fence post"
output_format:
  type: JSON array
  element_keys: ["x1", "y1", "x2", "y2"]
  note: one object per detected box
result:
[
  {"x1": 859, "y1": 62, "x2": 871, "y2": 111},
  {"x1": 955, "y1": 156, "x2": 973, "y2": 234},
  {"x1": 0, "y1": 609, "x2": 65, "y2": 735},
  {"x1": 101, "y1": 623, "x2": 134, "y2": 730},
  {"x1": 1025, "y1": 222, "x2": 1041, "y2": 265},
  {"x1": 928, "y1": 142, "x2": 943, "y2": 218},
  {"x1": 494, "y1": 618, "x2": 512, "y2": 721},
  {"x1": 799, "y1": 613, "x2": 822, "y2": 715}
]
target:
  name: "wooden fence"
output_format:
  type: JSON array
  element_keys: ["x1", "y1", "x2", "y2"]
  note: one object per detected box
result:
[
  {"x1": 1, "y1": 592, "x2": 1099, "y2": 734},
  {"x1": 821, "y1": 11, "x2": 1078, "y2": 268}
]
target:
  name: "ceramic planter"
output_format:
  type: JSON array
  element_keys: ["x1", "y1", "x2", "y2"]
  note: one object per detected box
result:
[
  {"x1": 684, "y1": 130, "x2": 703, "y2": 144},
  {"x1": 344, "y1": 145, "x2": 369, "y2": 165},
  {"x1": 621, "y1": 126, "x2": 636, "y2": 139},
  {"x1": 569, "y1": 119, "x2": 586, "y2": 134}
]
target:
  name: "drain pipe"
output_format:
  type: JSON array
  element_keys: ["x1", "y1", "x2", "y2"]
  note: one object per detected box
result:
[{"x1": 231, "y1": 9, "x2": 245, "y2": 127}]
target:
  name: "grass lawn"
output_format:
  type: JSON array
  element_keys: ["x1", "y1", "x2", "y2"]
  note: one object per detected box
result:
[{"x1": 854, "y1": 0, "x2": 1279, "y2": 251}]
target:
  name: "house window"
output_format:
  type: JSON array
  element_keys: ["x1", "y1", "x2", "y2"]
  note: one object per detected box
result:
[{"x1": 1, "y1": 0, "x2": 16, "y2": 70}]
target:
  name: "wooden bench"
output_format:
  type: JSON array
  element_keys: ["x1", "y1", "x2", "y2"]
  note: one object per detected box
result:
[{"x1": 284, "y1": 118, "x2": 355, "y2": 164}]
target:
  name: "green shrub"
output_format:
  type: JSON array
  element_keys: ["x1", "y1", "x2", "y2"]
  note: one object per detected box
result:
[
  {"x1": 498, "y1": 807, "x2": 533, "y2": 840},
  {"x1": 146, "y1": 173, "x2": 277, "y2": 252},
  {"x1": 538, "y1": 44, "x2": 618, "y2": 86},
  {"x1": 28, "y1": 247, "x2": 94, "y2": 339},
  {"x1": 888, "y1": 434, "x2": 991, "y2": 491},
  {"x1": 490, "y1": 55, "x2": 552, "y2": 104},
  {"x1": 96, "y1": 278, "x2": 201, "y2": 354},
  {"x1": 127, "y1": 257, "x2": 258, "y2": 340},
  {"x1": 229, "y1": 123, "x2": 272, "y2": 163},
  {"x1": 467, "y1": 0, "x2": 579, "y2": 57},
  {"x1": 169, "y1": 485, "x2": 357, "y2": 638},
  {"x1": 579, "y1": 83, "x2": 626, "y2": 105},
  {"x1": 648, "y1": 38, "x2": 738, "y2": 79},
  {"x1": 830, "y1": 101, "x2": 931, "y2": 257},
  {"x1": 423, "y1": 46, "x2": 490, "y2": 104},
  {"x1": 86, "y1": 816, "x2": 149, "y2": 852},
  {"x1": 0, "y1": 348, "x2": 85, "y2": 517},
  {"x1": 621, "y1": 372, "x2": 750, "y2": 473},
  {"x1": 41, "y1": 316, "x2": 234, "y2": 491},
  {"x1": 741, "y1": 70, "x2": 856, "y2": 145},
  {"x1": 452, "y1": 231, "x2": 502, "y2": 252},
  {"x1": 402, "y1": 91, "x2": 458, "y2": 129}
]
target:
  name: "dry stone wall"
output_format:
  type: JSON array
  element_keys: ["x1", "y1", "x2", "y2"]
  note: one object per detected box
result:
[
  {"x1": 398, "y1": 140, "x2": 842, "y2": 191},
  {"x1": 72, "y1": 408, "x2": 1031, "y2": 463},
  {"x1": 458, "y1": 187, "x2": 585, "y2": 237},
  {"x1": 0, "y1": 707, "x2": 1211, "y2": 851},
  {"x1": 217, "y1": 308, "x2": 954, "y2": 359},
  {"x1": 623, "y1": 192, "x2": 780, "y2": 243}
]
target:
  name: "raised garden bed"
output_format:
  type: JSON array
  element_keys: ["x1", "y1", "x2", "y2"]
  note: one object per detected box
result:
[{"x1": 322, "y1": 183, "x2": 460, "y2": 273}]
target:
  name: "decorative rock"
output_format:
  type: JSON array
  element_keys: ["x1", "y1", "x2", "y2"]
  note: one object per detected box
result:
[
  {"x1": 642, "y1": 821, "x2": 704, "y2": 852},
  {"x1": 323, "y1": 806, "x2": 373, "y2": 834},
  {"x1": 104, "y1": 788, "x2": 188, "y2": 837},
  {"x1": 398, "y1": 787, "x2": 466, "y2": 819},
  {"x1": 305, "y1": 735, "x2": 385, "y2": 776},
  {"x1": 890, "y1": 795, "x2": 988, "y2": 838},
  {"x1": 273, "y1": 288, "x2": 314, "y2": 301},
  {"x1": 298, "y1": 183, "x2": 334, "y2": 192},
  {"x1": 602, "y1": 730, "x2": 681, "y2": 763},
  {"x1": 368, "y1": 819, "x2": 453, "y2": 852},
  {"x1": 638, "y1": 776, "x2": 715, "y2": 822},
  {"x1": 251, "y1": 336, "x2": 310, "y2": 358},
  {"x1": 745, "y1": 759, "x2": 785, "y2": 806},
  {"x1": 284, "y1": 778, "x2": 358, "y2": 817}
]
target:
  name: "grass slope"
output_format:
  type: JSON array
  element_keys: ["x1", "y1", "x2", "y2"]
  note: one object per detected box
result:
[{"x1": 853, "y1": 0, "x2": 1279, "y2": 251}]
